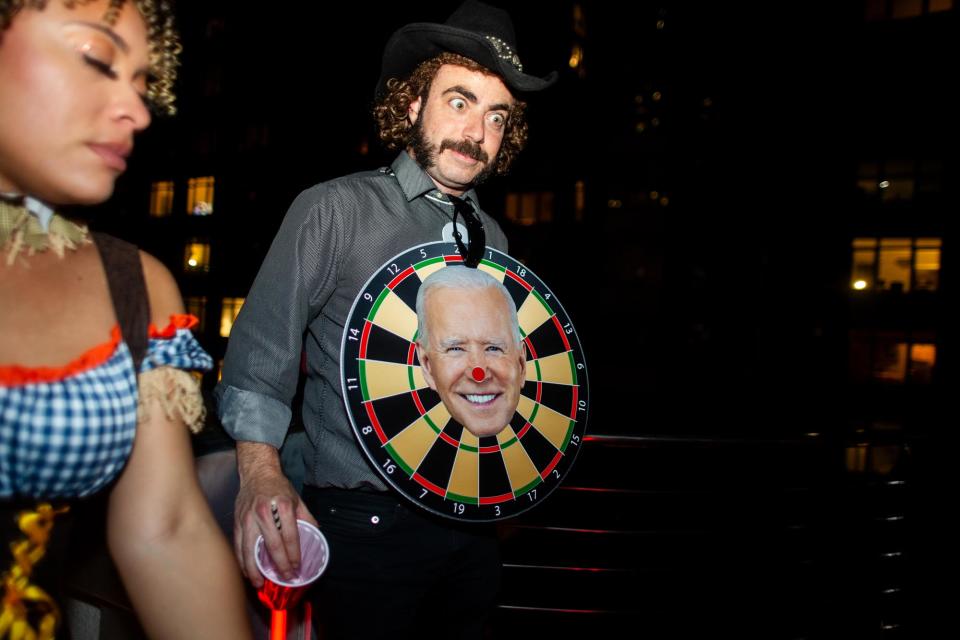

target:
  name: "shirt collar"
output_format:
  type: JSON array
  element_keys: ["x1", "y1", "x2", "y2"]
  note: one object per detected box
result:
[{"x1": 390, "y1": 151, "x2": 481, "y2": 210}]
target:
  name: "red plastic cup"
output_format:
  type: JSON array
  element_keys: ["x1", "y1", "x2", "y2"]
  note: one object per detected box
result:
[{"x1": 255, "y1": 519, "x2": 330, "y2": 612}]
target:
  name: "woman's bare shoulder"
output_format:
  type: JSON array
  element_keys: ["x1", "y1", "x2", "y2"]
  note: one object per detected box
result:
[{"x1": 139, "y1": 250, "x2": 185, "y2": 326}]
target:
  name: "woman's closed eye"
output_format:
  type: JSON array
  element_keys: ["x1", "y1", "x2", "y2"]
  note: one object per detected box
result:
[
  {"x1": 73, "y1": 34, "x2": 119, "y2": 79},
  {"x1": 82, "y1": 54, "x2": 118, "y2": 79}
]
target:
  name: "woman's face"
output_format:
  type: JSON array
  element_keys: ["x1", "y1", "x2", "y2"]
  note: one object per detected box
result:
[{"x1": 0, "y1": 0, "x2": 152, "y2": 205}]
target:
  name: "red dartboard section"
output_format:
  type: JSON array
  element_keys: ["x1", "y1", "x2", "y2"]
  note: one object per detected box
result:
[{"x1": 340, "y1": 242, "x2": 589, "y2": 521}]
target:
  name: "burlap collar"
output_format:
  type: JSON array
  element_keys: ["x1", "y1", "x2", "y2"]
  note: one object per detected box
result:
[{"x1": 0, "y1": 195, "x2": 91, "y2": 266}]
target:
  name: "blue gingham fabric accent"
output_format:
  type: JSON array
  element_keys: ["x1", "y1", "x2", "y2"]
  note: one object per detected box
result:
[
  {"x1": 0, "y1": 329, "x2": 212, "y2": 498},
  {"x1": 142, "y1": 328, "x2": 214, "y2": 375}
]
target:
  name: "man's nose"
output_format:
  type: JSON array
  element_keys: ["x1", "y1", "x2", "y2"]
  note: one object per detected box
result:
[
  {"x1": 465, "y1": 351, "x2": 488, "y2": 379},
  {"x1": 462, "y1": 112, "x2": 484, "y2": 143}
]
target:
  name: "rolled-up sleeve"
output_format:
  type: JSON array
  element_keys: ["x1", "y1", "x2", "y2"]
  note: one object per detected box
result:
[{"x1": 215, "y1": 185, "x2": 342, "y2": 447}]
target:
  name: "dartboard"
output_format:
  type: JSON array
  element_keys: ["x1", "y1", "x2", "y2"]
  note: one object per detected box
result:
[{"x1": 340, "y1": 242, "x2": 588, "y2": 521}]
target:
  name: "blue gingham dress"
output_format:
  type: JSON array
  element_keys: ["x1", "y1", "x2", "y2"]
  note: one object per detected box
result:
[{"x1": 0, "y1": 325, "x2": 213, "y2": 498}]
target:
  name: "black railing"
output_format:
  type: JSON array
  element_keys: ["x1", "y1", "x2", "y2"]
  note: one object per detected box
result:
[{"x1": 492, "y1": 431, "x2": 923, "y2": 638}]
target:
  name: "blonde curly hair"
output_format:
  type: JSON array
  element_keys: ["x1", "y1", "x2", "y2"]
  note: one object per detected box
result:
[{"x1": 0, "y1": 0, "x2": 181, "y2": 115}]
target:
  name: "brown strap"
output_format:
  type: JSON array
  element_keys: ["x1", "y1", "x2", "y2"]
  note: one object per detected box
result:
[{"x1": 92, "y1": 233, "x2": 150, "y2": 373}]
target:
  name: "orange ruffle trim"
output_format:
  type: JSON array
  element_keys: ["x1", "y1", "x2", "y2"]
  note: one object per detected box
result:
[{"x1": 0, "y1": 314, "x2": 199, "y2": 386}]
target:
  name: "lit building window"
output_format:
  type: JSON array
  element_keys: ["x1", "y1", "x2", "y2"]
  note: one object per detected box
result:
[
  {"x1": 505, "y1": 192, "x2": 555, "y2": 226},
  {"x1": 573, "y1": 3, "x2": 586, "y2": 37},
  {"x1": 856, "y1": 162, "x2": 879, "y2": 197},
  {"x1": 892, "y1": 0, "x2": 923, "y2": 18},
  {"x1": 850, "y1": 330, "x2": 936, "y2": 384},
  {"x1": 149, "y1": 181, "x2": 174, "y2": 217},
  {"x1": 852, "y1": 238, "x2": 878, "y2": 290},
  {"x1": 220, "y1": 298, "x2": 245, "y2": 338},
  {"x1": 187, "y1": 176, "x2": 215, "y2": 216},
  {"x1": 574, "y1": 180, "x2": 586, "y2": 222},
  {"x1": 184, "y1": 241, "x2": 211, "y2": 273},
  {"x1": 878, "y1": 238, "x2": 911, "y2": 293},
  {"x1": 872, "y1": 336, "x2": 908, "y2": 383},
  {"x1": 850, "y1": 237, "x2": 940, "y2": 292},
  {"x1": 569, "y1": 43, "x2": 583, "y2": 70},
  {"x1": 865, "y1": 0, "x2": 951, "y2": 20},
  {"x1": 184, "y1": 296, "x2": 207, "y2": 332},
  {"x1": 914, "y1": 238, "x2": 941, "y2": 291},
  {"x1": 909, "y1": 343, "x2": 936, "y2": 383},
  {"x1": 881, "y1": 160, "x2": 914, "y2": 202}
]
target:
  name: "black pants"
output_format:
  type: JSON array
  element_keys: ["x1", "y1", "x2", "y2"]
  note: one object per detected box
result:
[{"x1": 302, "y1": 486, "x2": 501, "y2": 640}]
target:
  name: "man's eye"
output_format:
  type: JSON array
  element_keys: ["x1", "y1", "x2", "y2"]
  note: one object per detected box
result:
[
  {"x1": 489, "y1": 113, "x2": 505, "y2": 127},
  {"x1": 450, "y1": 98, "x2": 466, "y2": 110}
]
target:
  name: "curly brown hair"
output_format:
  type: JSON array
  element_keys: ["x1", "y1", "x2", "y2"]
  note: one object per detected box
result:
[
  {"x1": 373, "y1": 52, "x2": 529, "y2": 176},
  {"x1": 0, "y1": 0, "x2": 181, "y2": 115}
]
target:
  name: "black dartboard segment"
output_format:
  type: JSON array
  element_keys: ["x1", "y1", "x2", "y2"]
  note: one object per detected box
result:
[{"x1": 341, "y1": 242, "x2": 589, "y2": 521}]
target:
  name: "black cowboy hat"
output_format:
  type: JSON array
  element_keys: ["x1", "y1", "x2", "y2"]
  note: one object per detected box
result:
[{"x1": 376, "y1": 0, "x2": 557, "y2": 99}]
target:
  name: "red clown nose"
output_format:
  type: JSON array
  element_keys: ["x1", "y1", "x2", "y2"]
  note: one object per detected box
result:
[{"x1": 472, "y1": 367, "x2": 485, "y2": 382}]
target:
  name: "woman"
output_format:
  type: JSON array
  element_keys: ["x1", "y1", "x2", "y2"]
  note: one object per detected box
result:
[{"x1": 0, "y1": 1, "x2": 251, "y2": 638}]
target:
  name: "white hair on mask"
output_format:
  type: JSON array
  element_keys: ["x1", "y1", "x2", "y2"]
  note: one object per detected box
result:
[{"x1": 415, "y1": 266, "x2": 521, "y2": 347}]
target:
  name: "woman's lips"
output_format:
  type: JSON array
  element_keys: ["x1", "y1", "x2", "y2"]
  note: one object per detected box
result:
[{"x1": 88, "y1": 143, "x2": 131, "y2": 171}]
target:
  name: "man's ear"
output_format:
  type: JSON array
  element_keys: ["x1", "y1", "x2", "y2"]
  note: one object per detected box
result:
[
  {"x1": 408, "y1": 96, "x2": 423, "y2": 126},
  {"x1": 417, "y1": 343, "x2": 438, "y2": 391}
]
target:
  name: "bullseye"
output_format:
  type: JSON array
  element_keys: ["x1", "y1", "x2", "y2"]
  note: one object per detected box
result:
[{"x1": 471, "y1": 367, "x2": 485, "y2": 382}]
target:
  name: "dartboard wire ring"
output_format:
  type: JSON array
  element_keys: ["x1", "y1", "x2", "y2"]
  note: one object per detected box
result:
[{"x1": 340, "y1": 242, "x2": 589, "y2": 522}]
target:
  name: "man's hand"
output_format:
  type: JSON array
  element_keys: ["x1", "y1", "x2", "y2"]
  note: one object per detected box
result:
[{"x1": 234, "y1": 442, "x2": 317, "y2": 589}]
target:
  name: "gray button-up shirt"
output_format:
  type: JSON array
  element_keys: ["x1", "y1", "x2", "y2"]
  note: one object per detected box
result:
[{"x1": 215, "y1": 152, "x2": 509, "y2": 490}]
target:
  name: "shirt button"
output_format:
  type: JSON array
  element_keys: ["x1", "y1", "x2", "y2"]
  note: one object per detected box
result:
[{"x1": 370, "y1": 515, "x2": 380, "y2": 525}]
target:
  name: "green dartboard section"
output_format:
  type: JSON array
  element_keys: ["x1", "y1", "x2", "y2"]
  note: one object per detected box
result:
[{"x1": 341, "y1": 242, "x2": 589, "y2": 521}]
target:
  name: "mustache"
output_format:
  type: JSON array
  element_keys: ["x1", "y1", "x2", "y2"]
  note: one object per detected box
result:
[{"x1": 439, "y1": 139, "x2": 489, "y2": 164}]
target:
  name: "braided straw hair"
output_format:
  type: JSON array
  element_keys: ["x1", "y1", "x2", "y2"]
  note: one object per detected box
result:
[{"x1": 0, "y1": 0, "x2": 181, "y2": 115}]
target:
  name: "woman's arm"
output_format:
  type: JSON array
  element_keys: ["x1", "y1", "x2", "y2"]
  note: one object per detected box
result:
[{"x1": 106, "y1": 253, "x2": 252, "y2": 639}]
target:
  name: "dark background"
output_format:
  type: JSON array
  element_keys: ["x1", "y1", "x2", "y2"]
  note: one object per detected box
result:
[{"x1": 88, "y1": 1, "x2": 954, "y2": 637}]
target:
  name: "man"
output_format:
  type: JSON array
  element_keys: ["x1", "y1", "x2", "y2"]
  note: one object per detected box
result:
[
  {"x1": 416, "y1": 266, "x2": 525, "y2": 438},
  {"x1": 215, "y1": 1, "x2": 554, "y2": 637}
]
